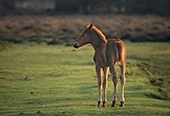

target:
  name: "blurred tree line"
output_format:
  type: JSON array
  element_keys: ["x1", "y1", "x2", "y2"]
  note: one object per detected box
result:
[
  {"x1": 0, "y1": 0, "x2": 170, "y2": 16},
  {"x1": 55, "y1": 0, "x2": 170, "y2": 16}
]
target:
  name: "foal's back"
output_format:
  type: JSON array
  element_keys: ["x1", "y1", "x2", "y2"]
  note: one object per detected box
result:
[{"x1": 106, "y1": 38, "x2": 126, "y2": 66}]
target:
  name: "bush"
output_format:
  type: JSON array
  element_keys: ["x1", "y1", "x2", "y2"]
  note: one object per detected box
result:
[
  {"x1": 0, "y1": 41, "x2": 13, "y2": 51},
  {"x1": 47, "y1": 38, "x2": 64, "y2": 45}
]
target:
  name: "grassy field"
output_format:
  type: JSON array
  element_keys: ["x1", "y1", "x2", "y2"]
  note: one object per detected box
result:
[{"x1": 0, "y1": 42, "x2": 170, "y2": 115}]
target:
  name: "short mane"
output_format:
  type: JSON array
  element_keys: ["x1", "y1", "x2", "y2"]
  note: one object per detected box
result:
[{"x1": 91, "y1": 25, "x2": 107, "y2": 43}]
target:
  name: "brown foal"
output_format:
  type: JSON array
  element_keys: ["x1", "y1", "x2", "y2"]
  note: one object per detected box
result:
[{"x1": 73, "y1": 24, "x2": 126, "y2": 107}]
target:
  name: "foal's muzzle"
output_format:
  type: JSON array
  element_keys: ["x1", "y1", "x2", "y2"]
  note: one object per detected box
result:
[{"x1": 73, "y1": 42, "x2": 79, "y2": 48}]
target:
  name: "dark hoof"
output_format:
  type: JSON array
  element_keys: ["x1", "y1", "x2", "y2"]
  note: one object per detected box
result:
[
  {"x1": 102, "y1": 101, "x2": 107, "y2": 107},
  {"x1": 111, "y1": 101, "x2": 116, "y2": 107},
  {"x1": 98, "y1": 101, "x2": 101, "y2": 107},
  {"x1": 120, "y1": 101, "x2": 124, "y2": 107}
]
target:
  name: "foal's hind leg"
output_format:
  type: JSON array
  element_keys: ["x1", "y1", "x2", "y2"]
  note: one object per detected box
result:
[
  {"x1": 110, "y1": 65, "x2": 118, "y2": 107},
  {"x1": 119, "y1": 64, "x2": 126, "y2": 107}
]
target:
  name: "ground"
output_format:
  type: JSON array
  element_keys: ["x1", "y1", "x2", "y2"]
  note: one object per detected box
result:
[{"x1": 0, "y1": 42, "x2": 170, "y2": 115}]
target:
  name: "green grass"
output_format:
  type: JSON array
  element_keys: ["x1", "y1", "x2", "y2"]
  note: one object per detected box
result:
[{"x1": 0, "y1": 42, "x2": 170, "y2": 115}]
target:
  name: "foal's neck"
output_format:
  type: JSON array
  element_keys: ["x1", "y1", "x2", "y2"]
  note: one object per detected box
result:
[{"x1": 90, "y1": 30, "x2": 107, "y2": 51}]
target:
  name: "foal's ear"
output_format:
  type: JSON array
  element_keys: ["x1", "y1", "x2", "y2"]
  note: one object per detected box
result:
[{"x1": 88, "y1": 24, "x2": 93, "y2": 30}]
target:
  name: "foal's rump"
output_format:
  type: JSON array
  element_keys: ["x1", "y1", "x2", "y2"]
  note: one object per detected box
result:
[{"x1": 106, "y1": 38, "x2": 126, "y2": 66}]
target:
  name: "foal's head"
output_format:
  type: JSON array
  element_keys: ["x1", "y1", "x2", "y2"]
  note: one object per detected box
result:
[{"x1": 73, "y1": 24, "x2": 93, "y2": 48}]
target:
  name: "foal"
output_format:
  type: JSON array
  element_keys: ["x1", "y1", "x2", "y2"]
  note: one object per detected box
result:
[{"x1": 73, "y1": 24, "x2": 126, "y2": 107}]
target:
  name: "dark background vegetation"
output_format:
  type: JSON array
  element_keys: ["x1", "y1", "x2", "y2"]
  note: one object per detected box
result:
[
  {"x1": 0, "y1": 0, "x2": 170, "y2": 44},
  {"x1": 0, "y1": 0, "x2": 170, "y2": 45}
]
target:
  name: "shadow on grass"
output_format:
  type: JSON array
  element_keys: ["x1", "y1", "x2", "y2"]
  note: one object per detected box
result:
[{"x1": 145, "y1": 93, "x2": 164, "y2": 100}]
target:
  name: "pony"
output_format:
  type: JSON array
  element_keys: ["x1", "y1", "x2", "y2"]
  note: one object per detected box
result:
[{"x1": 73, "y1": 24, "x2": 126, "y2": 107}]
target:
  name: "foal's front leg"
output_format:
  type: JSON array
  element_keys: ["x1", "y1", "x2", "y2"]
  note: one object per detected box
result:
[
  {"x1": 96, "y1": 65, "x2": 102, "y2": 107},
  {"x1": 102, "y1": 67, "x2": 109, "y2": 107}
]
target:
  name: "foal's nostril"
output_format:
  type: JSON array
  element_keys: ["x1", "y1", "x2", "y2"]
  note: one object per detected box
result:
[{"x1": 73, "y1": 43, "x2": 79, "y2": 48}]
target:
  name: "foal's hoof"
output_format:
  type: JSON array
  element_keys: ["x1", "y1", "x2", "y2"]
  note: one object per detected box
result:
[
  {"x1": 102, "y1": 101, "x2": 107, "y2": 107},
  {"x1": 111, "y1": 101, "x2": 116, "y2": 107},
  {"x1": 98, "y1": 101, "x2": 101, "y2": 107},
  {"x1": 119, "y1": 101, "x2": 124, "y2": 107}
]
